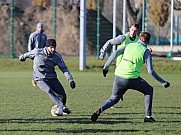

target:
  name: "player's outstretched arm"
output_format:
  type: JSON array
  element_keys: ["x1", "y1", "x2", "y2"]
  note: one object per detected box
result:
[
  {"x1": 19, "y1": 51, "x2": 35, "y2": 61},
  {"x1": 99, "y1": 35, "x2": 126, "y2": 60},
  {"x1": 103, "y1": 46, "x2": 125, "y2": 71},
  {"x1": 144, "y1": 50, "x2": 170, "y2": 88}
]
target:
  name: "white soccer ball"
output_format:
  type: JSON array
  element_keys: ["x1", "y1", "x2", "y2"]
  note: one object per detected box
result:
[{"x1": 51, "y1": 105, "x2": 63, "y2": 116}]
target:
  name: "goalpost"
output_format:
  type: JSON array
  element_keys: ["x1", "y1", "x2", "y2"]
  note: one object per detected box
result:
[{"x1": 79, "y1": 0, "x2": 86, "y2": 71}]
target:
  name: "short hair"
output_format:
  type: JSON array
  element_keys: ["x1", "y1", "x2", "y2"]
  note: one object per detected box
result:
[
  {"x1": 139, "y1": 32, "x2": 151, "y2": 39},
  {"x1": 139, "y1": 31, "x2": 151, "y2": 43},
  {"x1": 131, "y1": 23, "x2": 139, "y2": 29}
]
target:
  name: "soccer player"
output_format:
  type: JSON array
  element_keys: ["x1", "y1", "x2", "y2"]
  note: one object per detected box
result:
[
  {"x1": 28, "y1": 22, "x2": 47, "y2": 86},
  {"x1": 99, "y1": 23, "x2": 139, "y2": 66},
  {"x1": 19, "y1": 39, "x2": 76, "y2": 116},
  {"x1": 91, "y1": 32, "x2": 170, "y2": 123},
  {"x1": 28, "y1": 22, "x2": 47, "y2": 51},
  {"x1": 100, "y1": 23, "x2": 140, "y2": 106}
]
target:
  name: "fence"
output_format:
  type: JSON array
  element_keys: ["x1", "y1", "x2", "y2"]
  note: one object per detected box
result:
[
  {"x1": 95, "y1": 0, "x2": 181, "y2": 57},
  {"x1": 0, "y1": 0, "x2": 81, "y2": 57},
  {"x1": 0, "y1": 0, "x2": 181, "y2": 58},
  {"x1": 99, "y1": 0, "x2": 181, "y2": 44}
]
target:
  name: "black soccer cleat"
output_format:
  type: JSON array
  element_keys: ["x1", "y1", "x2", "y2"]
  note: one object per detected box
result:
[
  {"x1": 144, "y1": 117, "x2": 156, "y2": 123},
  {"x1": 91, "y1": 110, "x2": 100, "y2": 122},
  {"x1": 63, "y1": 106, "x2": 71, "y2": 114}
]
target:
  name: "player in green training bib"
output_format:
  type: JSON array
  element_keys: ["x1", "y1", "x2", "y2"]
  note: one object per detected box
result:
[
  {"x1": 99, "y1": 23, "x2": 139, "y2": 66},
  {"x1": 91, "y1": 32, "x2": 170, "y2": 123}
]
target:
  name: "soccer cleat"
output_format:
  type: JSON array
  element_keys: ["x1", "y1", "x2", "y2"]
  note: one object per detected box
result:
[
  {"x1": 32, "y1": 80, "x2": 37, "y2": 87},
  {"x1": 144, "y1": 117, "x2": 156, "y2": 123},
  {"x1": 91, "y1": 110, "x2": 100, "y2": 122},
  {"x1": 63, "y1": 106, "x2": 71, "y2": 114}
]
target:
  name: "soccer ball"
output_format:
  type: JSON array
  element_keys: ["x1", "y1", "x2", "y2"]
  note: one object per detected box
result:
[{"x1": 51, "y1": 105, "x2": 63, "y2": 116}]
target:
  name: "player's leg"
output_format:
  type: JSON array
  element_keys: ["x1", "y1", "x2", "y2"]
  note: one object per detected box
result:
[
  {"x1": 36, "y1": 80, "x2": 62, "y2": 105},
  {"x1": 128, "y1": 77, "x2": 155, "y2": 122},
  {"x1": 47, "y1": 78, "x2": 71, "y2": 114},
  {"x1": 36, "y1": 80, "x2": 63, "y2": 115},
  {"x1": 91, "y1": 75, "x2": 128, "y2": 122}
]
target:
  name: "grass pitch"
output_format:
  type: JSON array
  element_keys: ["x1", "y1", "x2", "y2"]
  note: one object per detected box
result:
[{"x1": 0, "y1": 57, "x2": 181, "y2": 135}]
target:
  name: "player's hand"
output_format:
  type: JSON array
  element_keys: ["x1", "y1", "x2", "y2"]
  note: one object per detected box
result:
[
  {"x1": 149, "y1": 48, "x2": 152, "y2": 53},
  {"x1": 70, "y1": 81, "x2": 76, "y2": 89},
  {"x1": 163, "y1": 82, "x2": 170, "y2": 88},
  {"x1": 99, "y1": 52, "x2": 105, "y2": 60},
  {"x1": 103, "y1": 69, "x2": 108, "y2": 77},
  {"x1": 19, "y1": 54, "x2": 26, "y2": 61}
]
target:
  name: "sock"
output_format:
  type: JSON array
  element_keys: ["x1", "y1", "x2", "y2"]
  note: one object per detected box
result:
[{"x1": 97, "y1": 108, "x2": 102, "y2": 114}]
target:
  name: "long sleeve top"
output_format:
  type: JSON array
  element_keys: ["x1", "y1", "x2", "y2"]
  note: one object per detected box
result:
[
  {"x1": 21, "y1": 47, "x2": 74, "y2": 82},
  {"x1": 100, "y1": 32, "x2": 137, "y2": 53},
  {"x1": 28, "y1": 30, "x2": 47, "y2": 51},
  {"x1": 103, "y1": 40, "x2": 167, "y2": 85}
]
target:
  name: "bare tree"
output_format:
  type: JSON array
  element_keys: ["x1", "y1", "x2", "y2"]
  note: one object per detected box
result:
[
  {"x1": 126, "y1": 0, "x2": 142, "y2": 30},
  {"x1": 173, "y1": 0, "x2": 181, "y2": 10}
]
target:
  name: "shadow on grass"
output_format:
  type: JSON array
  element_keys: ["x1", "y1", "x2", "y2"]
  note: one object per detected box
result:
[
  {"x1": 0, "y1": 117, "x2": 179, "y2": 133},
  {"x1": 155, "y1": 112, "x2": 181, "y2": 114},
  {"x1": 0, "y1": 117, "x2": 138, "y2": 133},
  {"x1": 0, "y1": 116, "x2": 131, "y2": 125},
  {"x1": 155, "y1": 106, "x2": 181, "y2": 109},
  {"x1": 0, "y1": 128, "x2": 178, "y2": 134},
  {"x1": 0, "y1": 128, "x2": 142, "y2": 134}
]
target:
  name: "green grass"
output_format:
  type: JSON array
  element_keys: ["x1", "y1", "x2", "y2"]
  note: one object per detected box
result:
[
  {"x1": 1, "y1": 56, "x2": 181, "y2": 73},
  {"x1": 0, "y1": 57, "x2": 181, "y2": 135}
]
